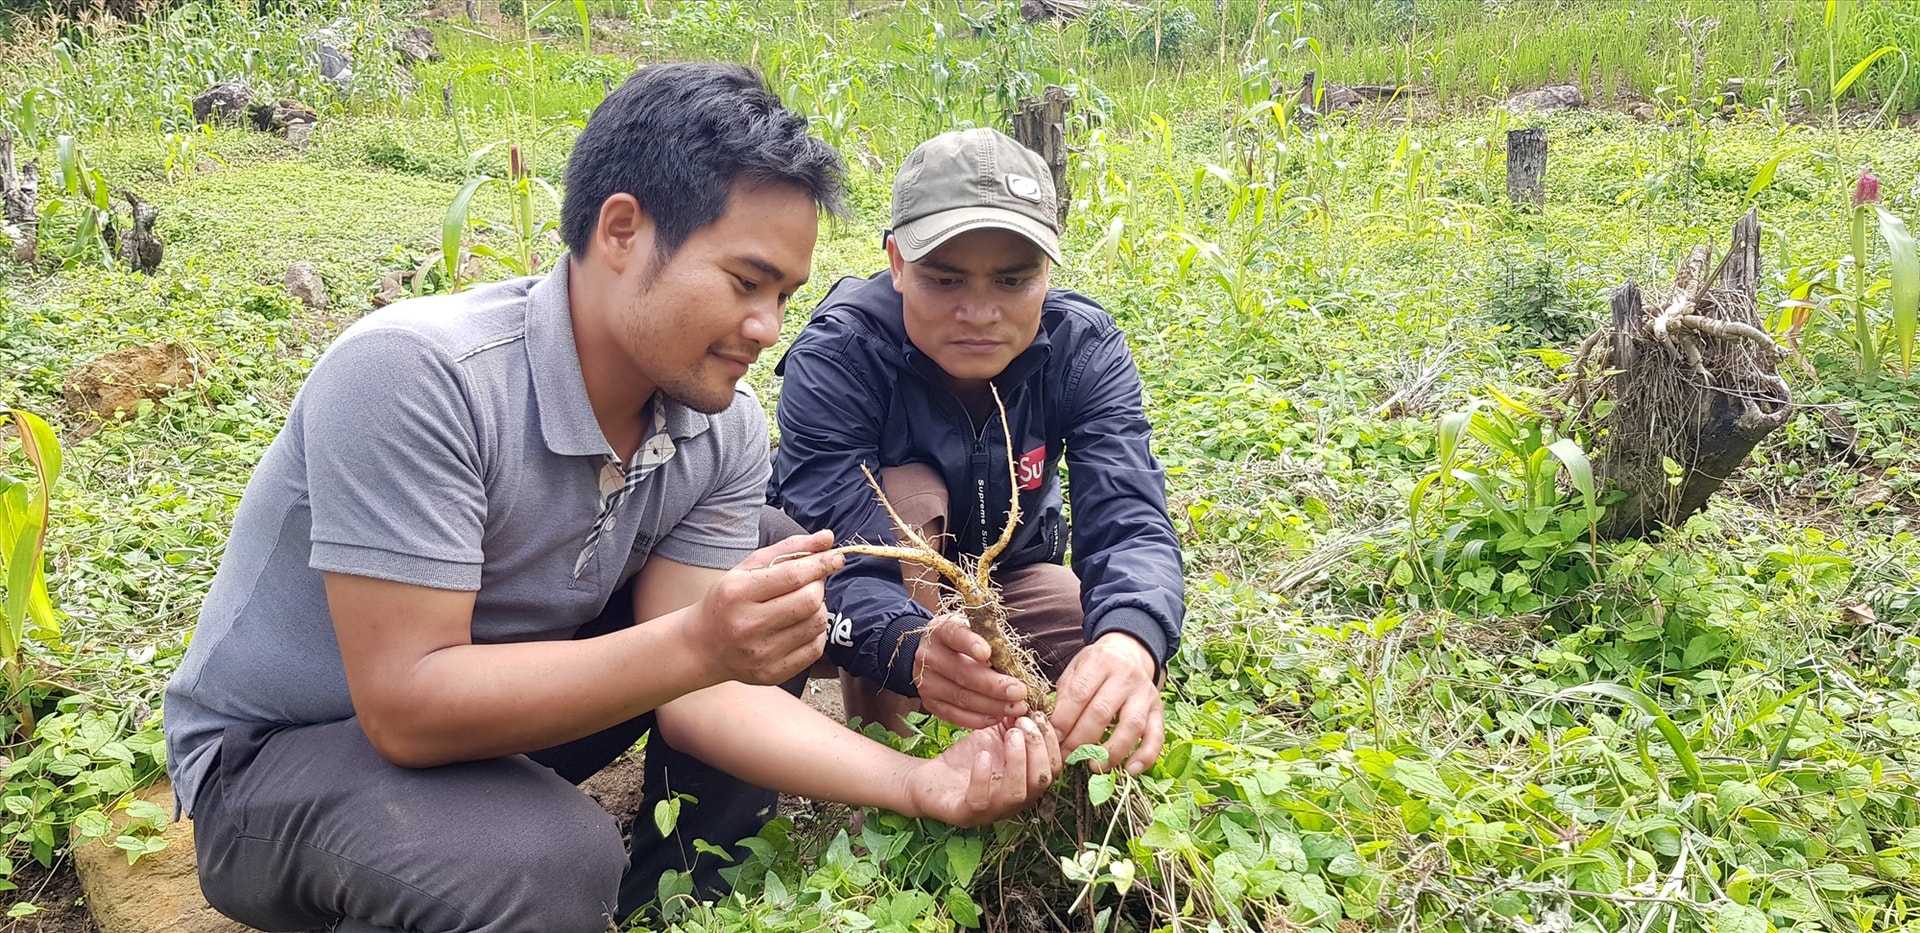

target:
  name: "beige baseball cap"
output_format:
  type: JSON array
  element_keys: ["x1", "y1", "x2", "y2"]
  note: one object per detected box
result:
[{"x1": 889, "y1": 127, "x2": 1063, "y2": 265}]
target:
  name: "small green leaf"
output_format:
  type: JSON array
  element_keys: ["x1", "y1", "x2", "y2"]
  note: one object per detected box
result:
[
  {"x1": 1712, "y1": 901, "x2": 1768, "y2": 933},
  {"x1": 1066, "y1": 744, "x2": 1109, "y2": 766},
  {"x1": 944, "y1": 833, "x2": 983, "y2": 888},
  {"x1": 652, "y1": 797, "x2": 681, "y2": 838},
  {"x1": 1087, "y1": 771, "x2": 1115, "y2": 806},
  {"x1": 945, "y1": 887, "x2": 981, "y2": 928}
]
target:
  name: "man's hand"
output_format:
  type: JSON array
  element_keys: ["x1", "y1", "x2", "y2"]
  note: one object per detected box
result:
[
  {"x1": 683, "y1": 530, "x2": 843, "y2": 686},
  {"x1": 913, "y1": 615, "x2": 1031, "y2": 728},
  {"x1": 1050, "y1": 633, "x2": 1163, "y2": 776},
  {"x1": 904, "y1": 715, "x2": 1062, "y2": 827}
]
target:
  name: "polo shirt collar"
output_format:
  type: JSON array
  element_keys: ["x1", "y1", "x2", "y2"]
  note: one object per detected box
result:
[{"x1": 526, "y1": 256, "x2": 713, "y2": 458}]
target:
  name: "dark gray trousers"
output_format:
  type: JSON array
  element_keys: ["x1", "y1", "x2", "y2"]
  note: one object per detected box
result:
[{"x1": 192, "y1": 508, "x2": 809, "y2": 933}]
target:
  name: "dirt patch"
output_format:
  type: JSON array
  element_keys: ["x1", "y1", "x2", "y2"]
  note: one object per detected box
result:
[
  {"x1": 8, "y1": 856, "x2": 97, "y2": 933},
  {"x1": 61, "y1": 344, "x2": 199, "y2": 425}
]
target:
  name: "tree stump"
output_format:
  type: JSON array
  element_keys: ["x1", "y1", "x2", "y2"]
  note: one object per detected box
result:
[
  {"x1": 1, "y1": 132, "x2": 39, "y2": 265},
  {"x1": 1561, "y1": 209, "x2": 1792, "y2": 538},
  {"x1": 1506, "y1": 127, "x2": 1546, "y2": 207},
  {"x1": 1012, "y1": 85, "x2": 1072, "y2": 228}
]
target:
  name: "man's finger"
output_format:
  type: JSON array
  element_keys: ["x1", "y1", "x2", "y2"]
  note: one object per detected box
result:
[
  {"x1": 1047, "y1": 665, "x2": 1102, "y2": 747},
  {"x1": 1018, "y1": 717, "x2": 1052, "y2": 788},
  {"x1": 1001, "y1": 719, "x2": 1029, "y2": 805},
  {"x1": 930, "y1": 622, "x2": 992, "y2": 664},
  {"x1": 920, "y1": 697, "x2": 1002, "y2": 731},
  {"x1": 965, "y1": 745, "x2": 995, "y2": 813},
  {"x1": 739, "y1": 530, "x2": 834, "y2": 570},
  {"x1": 1128, "y1": 698, "x2": 1166, "y2": 776},
  {"x1": 1058, "y1": 676, "x2": 1121, "y2": 753},
  {"x1": 1100, "y1": 692, "x2": 1152, "y2": 775},
  {"x1": 922, "y1": 641, "x2": 1027, "y2": 707},
  {"x1": 919, "y1": 667, "x2": 1023, "y2": 722}
]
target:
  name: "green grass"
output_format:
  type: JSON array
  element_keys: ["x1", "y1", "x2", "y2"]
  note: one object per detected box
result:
[{"x1": 4, "y1": 1, "x2": 1920, "y2": 930}]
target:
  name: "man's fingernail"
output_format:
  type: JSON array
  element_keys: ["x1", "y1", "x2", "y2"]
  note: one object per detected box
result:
[{"x1": 1005, "y1": 686, "x2": 1022, "y2": 700}]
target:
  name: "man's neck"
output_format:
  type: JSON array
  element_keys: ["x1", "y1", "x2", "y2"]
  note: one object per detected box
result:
[{"x1": 567, "y1": 256, "x2": 657, "y2": 460}]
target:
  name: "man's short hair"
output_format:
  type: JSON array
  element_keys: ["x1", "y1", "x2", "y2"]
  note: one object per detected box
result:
[{"x1": 560, "y1": 62, "x2": 846, "y2": 262}]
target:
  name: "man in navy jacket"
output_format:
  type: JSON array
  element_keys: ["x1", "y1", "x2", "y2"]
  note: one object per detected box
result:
[{"x1": 771, "y1": 128, "x2": 1185, "y2": 774}]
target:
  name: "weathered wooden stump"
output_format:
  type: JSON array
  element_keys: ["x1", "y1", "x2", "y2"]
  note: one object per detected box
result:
[
  {"x1": 1012, "y1": 85, "x2": 1072, "y2": 228},
  {"x1": 1561, "y1": 209, "x2": 1792, "y2": 538},
  {"x1": 1, "y1": 132, "x2": 39, "y2": 264},
  {"x1": 1506, "y1": 127, "x2": 1546, "y2": 207}
]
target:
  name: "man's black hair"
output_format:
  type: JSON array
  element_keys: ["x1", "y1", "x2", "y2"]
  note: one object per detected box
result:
[{"x1": 561, "y1": 62, "x2": 846, "y2": 261}]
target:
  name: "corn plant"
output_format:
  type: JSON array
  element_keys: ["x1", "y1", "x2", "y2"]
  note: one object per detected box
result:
[
  {"x1": 39, "y1": 134, "x2": 117, "y2": 270},
  {"x1": 443, "y1": 144, "x2": 560, "y2": 290},
  {"x1": 0, "y1": 407, "x2": 62, "y2": 741},
  {"x1": 1840, "y1": 170, "x2": 1919, "y2": 378},
  {"x1": 1400, "y1": 398, "x2": 1602, "y2": 616}
]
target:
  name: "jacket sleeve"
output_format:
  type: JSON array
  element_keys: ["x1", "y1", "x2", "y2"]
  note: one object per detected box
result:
[
  {"x1": 1062, "y1": 326, "x2": 1186, "y2": 675},
  {"x1": 771, "y1": 341, "x2": 931, "y2": 696}
]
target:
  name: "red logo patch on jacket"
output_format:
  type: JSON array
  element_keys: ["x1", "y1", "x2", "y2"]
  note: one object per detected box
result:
[{"x1": 1016, "y1": 445, "x2": 1048, "y2": 491}]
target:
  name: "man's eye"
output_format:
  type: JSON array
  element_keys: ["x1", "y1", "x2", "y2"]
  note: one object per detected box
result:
[
  {"x1": 999, "y1": 277, "x2": 1026, "y2": 288},
  {"x1": 736, "y1": 275, "x2": 759, "y2": 292}
]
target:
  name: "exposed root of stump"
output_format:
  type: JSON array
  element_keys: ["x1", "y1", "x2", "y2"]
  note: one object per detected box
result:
[
  {"x1": 1556, "y1": 208, "x2": 1792, "y2": 539},
  {"x1": 831, "y1": 387, "x2": 1054, "y2": 712}
]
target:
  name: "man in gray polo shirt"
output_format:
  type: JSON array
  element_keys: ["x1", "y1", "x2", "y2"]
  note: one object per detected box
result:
[{"x1": 163, "y1": 63, "x2": 1062, "y2": 933}]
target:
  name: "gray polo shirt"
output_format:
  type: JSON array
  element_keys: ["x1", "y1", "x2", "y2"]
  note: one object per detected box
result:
[{"x1": 162, "y1": 257, "x2": 768, "y2": 815}]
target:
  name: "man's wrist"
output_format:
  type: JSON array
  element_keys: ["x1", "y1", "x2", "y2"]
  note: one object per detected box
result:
[{"x1": 1094, "y1": 630, "x2": 1156, "y2": 677}]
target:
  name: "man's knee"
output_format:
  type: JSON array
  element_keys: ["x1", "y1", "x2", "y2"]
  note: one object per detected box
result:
[
  {"x1": 466, "y1": 792, "x2": 626, "y2": 932},
  {"x1": 759, "y1": 503, "x2": 807, "y2": 548},
  {"x1": 879, "y1": 463, "x2": 949, "y2": 537}
]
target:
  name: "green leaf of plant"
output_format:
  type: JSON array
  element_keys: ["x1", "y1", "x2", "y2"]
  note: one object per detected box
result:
[
  {"x1": 444, "y1": 176, "x2": 494, "y2": 282},
  {"x1": 946, "y1": 886, "x2": 981, "y2": 927},
  {"x1": 1087, "y1": 770, "x2": 1115, "y2": 806},
  {"x1": 1832, "y1": 46, "x2": 1899, "y2": 100},
  {"x1": 1873, "y1": 207, "x2": 1918, "y2": 373},
  {"x1": 1746, "y1": 149, "x2": 1804, "y2": 200},
  {"x1": 1066, "y1": 744, "x2": 1109, "y2": 766},
  {"x1": 1712, "y1": 900, "x2": 1768, "y2": 933},
  {"x1": 945, "y1": 833, "x2": 983, "y2": 888},
  {"x1": 652, "y1": 797, "x2": 680, "y2": 839},
  {"x1": 1550, "y1": 682, "x2": 1703, "y2": 788}
]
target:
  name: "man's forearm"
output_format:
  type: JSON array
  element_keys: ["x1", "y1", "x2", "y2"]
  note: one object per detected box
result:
[
  {"x1": 352, "y1": 607, "x2": 716, "y2": 768},
  {"x1": 654, "y1": 682, "x2": 921, "y2": 816}
]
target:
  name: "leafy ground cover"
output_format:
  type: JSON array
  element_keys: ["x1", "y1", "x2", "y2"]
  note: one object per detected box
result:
[{"x1": 2, "y1": 1, "x2": 1919, "y2": 931}]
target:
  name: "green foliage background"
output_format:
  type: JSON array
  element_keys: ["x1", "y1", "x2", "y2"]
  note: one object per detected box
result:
[{"x1": 2, "y1": 0, "x2": 1919, "y2": 929}]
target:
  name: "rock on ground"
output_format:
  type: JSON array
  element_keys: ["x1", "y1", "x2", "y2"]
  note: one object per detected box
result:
[
  {"x1": 190, "y1": 83, "x2": 252, "y2": 127},
  {"x1": 62, "y1": 344, "x2": 198, "y2": 423},
  {"x1": 285, "y1": 262, "x2": 328, "y2": 310},
  {"x1": 395, "y1": 26, "x2": 442, "y2": 63},
  {"x1": 73, "y1": 780, "x2": 259, "y2": 933},
  {"x1": 1507, "y1": 84, "x2": 1586, "y2": 113}
]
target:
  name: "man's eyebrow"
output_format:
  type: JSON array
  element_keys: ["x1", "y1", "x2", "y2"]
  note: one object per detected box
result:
[
  {"x1": 915, "y1": 258, "x2": 1043, "y2": 276},
  {"x1": 737, "y1": 255, "x2": 806, "y2": 287}
]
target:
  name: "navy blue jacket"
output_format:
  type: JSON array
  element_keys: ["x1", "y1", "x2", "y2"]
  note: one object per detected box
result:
[{"x1": 769, "y1": 270, "x2": 1185, "y2": 696}]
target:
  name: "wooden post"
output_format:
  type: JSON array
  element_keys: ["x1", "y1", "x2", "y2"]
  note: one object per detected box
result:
[
  {"x1": 1506, "y1": 127, "x2": 1546, "y2": 207},
  {"x1": 1012, "y1": 85, "x2": 1072, "y2": 227},
  {"x1": 1608, "y1": 282, "x2": 1641, "y2": 380},
  {"x1": 464, "y1": 0, "x2": 477, "y2": 21},
  {"x1": 441, "y1": 82, "x2": 455, "y2": 118},
  {"x1": 1, "y1": 133, "x2": 38, "y2": 265}
]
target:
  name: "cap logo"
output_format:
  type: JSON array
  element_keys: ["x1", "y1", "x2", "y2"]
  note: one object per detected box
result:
[{"x1": 1005, "y1": 174, "x2": 1044, "y2": 204}]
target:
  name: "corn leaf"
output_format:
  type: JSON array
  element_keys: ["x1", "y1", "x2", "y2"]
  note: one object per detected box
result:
[
  {"x1": 1745, "y1": 148, "x2": 1803, "y2": 200},
  {"x1": 1873, "y1": 207, "x2": 1918, "y2": 374},
  {"x1": 1833, "y1": 46, "x2": 1899, "y2": 100},
  {"x1": 1551, "y1": 682, "x2": 1704, "y2": 788},
  {"x1": 444, "y1": 176, "x2": 494, "y2": 282},
  {"x1": 1546, "y1": 438, "x2": 1596, "y2": 515}
]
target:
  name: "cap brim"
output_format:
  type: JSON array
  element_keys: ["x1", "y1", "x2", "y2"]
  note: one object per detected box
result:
[{"x1": 892, "y1": 206, "x2": 1063, "y2": 265}]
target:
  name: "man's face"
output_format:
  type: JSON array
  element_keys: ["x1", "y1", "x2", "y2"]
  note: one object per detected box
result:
[
  {"x1": 617, "y1": 183, "x2": 818, "y2": 413},
  {"x1": 890, "y1": 228, "x2": 1050, "y2": 393}
]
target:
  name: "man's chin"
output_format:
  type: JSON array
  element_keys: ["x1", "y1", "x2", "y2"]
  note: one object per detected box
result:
[{"x1": 661, "y1": 383, "x2": 739, "y2": 415}]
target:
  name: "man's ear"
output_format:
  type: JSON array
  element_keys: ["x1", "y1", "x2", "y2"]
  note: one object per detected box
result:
[
  {"x1": 592, "y1": 193, "x2": 654, "y2": 276},
  {"x1": 885, "y1": 235, "x2": 906, "y2": 294}
]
